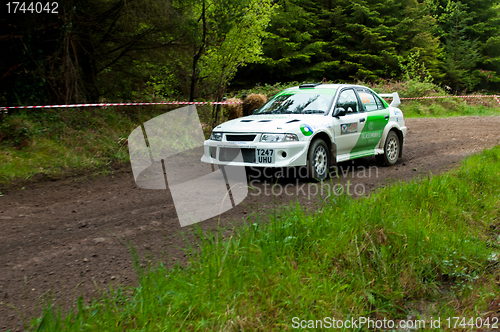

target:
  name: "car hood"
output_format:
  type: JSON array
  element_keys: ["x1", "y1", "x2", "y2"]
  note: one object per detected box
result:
[{"x1": 213, "y1": 114, "x2": 326, "y2": 133}]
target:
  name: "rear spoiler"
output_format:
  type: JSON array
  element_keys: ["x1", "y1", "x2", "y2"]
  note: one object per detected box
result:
[{"x1": 378, "y1": 92, "x2": 400, "y2": 108}]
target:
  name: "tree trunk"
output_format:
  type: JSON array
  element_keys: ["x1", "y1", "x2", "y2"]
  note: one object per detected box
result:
[{"x1": 189, "y1": 0, "x2": 206, "y2": 102}]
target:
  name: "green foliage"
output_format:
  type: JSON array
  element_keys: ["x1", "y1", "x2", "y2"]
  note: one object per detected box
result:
[
  {"x1": 2, "y1": 0, "x2": 500, "y2": 104},
  {"x1": 198, "y1": 0, "x2": 275, "y2": 97},
  {"x1": 0, "y1": 0, "x2": 196, "y2": 104},
  {"x1": 0, "y1": 106, "x2": 184, "y2": 185},
  {"x1": 439, "y1": 1, "x2": 482, "y2": 92},
  {"x1": 144, "y1": 65, "x2": 183, "y2": 100},
  {"x1": 369, "y1": 80, "x2": 447, "y2": 98},
  {"x1": 237, "y1": 0, "x2": 445, "y2": 86},
  {"x1": 30, "y1": 145, "x2": 500, "y2": 330},
  {"x1": 423, "y1": 0, "x2": 500, "y2": 91},
  {"x1": 235, "y1": 0, "x2": 500, "y2": 92},
  {"x1": 141, "y1": 0, "x2": 276, "y2": 104},
  {"x1": 258, "y1": 0, "x2": 332, "y2": 80},
  {"x1": 232, "y1": 81, "x2": 304, "y2": 98},
  {"x1": 399, "y1": 51, "x2": 434, "y2": 83},
  {"x1": 0, "y1": 116, "x2": 36, "y2": 147},
  {"x1": 394, "y1": 1, "x2": 444, "y2": 81}
]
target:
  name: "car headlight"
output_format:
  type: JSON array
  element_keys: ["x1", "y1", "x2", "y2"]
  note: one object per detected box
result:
[
  {"x1": 210, "y1": 132, "x2": 223, "y2": 141},
  {"x1": 260, "y1": 133, "x2": 298, "y2": 142}
]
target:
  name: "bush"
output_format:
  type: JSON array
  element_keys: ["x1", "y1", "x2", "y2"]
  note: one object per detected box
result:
[
  {"x1": 0, "y1": 115, "x2": 36, "y2": 148},
  {"x1": 368, "y1": 80, "x2": 446, "y2": 98},
  {"x1": 231, "y1": 81, "x2": 303, "y2": 99}
]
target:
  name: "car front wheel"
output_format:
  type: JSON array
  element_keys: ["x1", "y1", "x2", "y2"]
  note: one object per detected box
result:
[
  {"x1": 378, "y1": 130, "x2": 400, "y2": 166},
  {"x1": 307, "y1": 138, "x2": 330, "y2": 180}
]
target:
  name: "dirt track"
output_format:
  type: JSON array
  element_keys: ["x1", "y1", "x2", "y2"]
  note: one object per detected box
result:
[{"x1": 1, "y1": 116, "x2": 500, "y2": 330}]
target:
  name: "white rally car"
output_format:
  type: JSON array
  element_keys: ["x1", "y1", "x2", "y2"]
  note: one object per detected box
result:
[{"x1": 201, "y1": 83, "x2": 407, "y2": 180}]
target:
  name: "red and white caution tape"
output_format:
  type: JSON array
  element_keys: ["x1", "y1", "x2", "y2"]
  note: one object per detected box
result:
[
  {"x1": 400, "y1": 94, "x2": 496, "y2": 100},
  {"x1": 383, "y1": 94, "x2": 500, "y2": 104},
  {"x1": 495, "y1": 95, "x2": 500, "y2": 105},
  {"x1": 0, "y1": 100, "x2": 243, "y2": 113},
  {"x1": 2, "y1": 94, "x2": 500, "y2": 114}
]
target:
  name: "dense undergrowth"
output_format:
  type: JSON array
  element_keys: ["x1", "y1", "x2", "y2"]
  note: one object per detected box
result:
[
  {"x1": 0, "y1": 80, "x2": 499, "y2": 187},
  {"x1": 29, "y1": 145, "x2": 500, "y2": 331},
  {"x1": 0, "y1": 105, "x2": 209, "y2": 186}
]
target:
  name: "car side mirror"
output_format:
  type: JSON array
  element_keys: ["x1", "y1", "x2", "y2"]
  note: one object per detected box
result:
[
  {"x1": 334, "y1": 107, "x2": 347, "y2": 117},
  {"x1": 251, "y1": 108, "x2": 259, "y2": 115}
]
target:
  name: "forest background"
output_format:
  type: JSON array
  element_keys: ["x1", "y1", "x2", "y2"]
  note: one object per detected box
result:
[
  {"x1": 1, "y1": 0, "x2": 500, "y2": 185},
  {"x1": 1, "y1": 0, "x2": 500, "y2": 107}
]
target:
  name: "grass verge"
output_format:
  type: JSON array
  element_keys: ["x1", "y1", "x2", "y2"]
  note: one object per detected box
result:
[
  {"x1": 0, "y1": 105, "x2": 214, "y2": 188},
  {"x1": 396, "y1": 99, "x2": 499, "y2": 118},
  {"x1": 30, "y1": 145, "x2": 500, "y2": 331}
]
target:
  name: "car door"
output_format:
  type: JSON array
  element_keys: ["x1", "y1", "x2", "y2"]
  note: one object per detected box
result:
[
  {"x1": 349, "y1": 88, "x2": 390, "y2": 156},
  {"x1": 332, "y1": 88, "x2": 366, "y2": 161}
]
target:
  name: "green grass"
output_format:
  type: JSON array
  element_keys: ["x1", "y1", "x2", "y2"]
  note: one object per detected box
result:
[
  {"x1": 0, "y1": 105, "x2": 214, "y2": 186},
  {"x1": 29, "y1": 146, "x2": 500, "y2": 331},
  {"x1": 400, "y1": 99, "x2": 500, "y2": 118}
]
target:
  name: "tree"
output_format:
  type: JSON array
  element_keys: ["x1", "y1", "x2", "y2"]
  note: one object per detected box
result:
[
  {"x1": 424, "y1": 0, "x2": 500, "y2": 91},
  {"x1": 438, "y1": 1, "x2": 481, "y2": 92},
  {"x1": 0, "y1": 0, "x2": 191, "y2": 105},
  {"x1": 184, "y1": 0, "x2": 274, "y2": 103},
  {"x1": 399, "y1": 50, "x2": 434, "y2": 83},
  {"x1": 200, "y1": 0, "x2": 274, "y2": 122},
  {"x1": 237, "y1": 0, "x2": 335, "y2": 83},
  {"x1": 235, "y1": 0, "x2": 443, "y2": 84}
]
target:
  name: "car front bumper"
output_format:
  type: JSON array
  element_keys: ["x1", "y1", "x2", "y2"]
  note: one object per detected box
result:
[{"x1": 201, "y1": 139, "x2": 309, "y2": 167}]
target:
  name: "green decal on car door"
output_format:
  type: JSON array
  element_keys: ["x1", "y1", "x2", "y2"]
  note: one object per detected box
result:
[{"x1": 350, "y1": 109, "x2": 389, "y2": 156}]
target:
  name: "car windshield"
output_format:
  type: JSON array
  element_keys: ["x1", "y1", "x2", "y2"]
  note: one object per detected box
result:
[{"x1": 254, "y1": 91, "x2": 335, "y2": 115}]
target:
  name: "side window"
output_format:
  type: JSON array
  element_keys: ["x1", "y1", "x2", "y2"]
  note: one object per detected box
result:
[
  {"x1": 336, "y1": 89, "x2": 359, "y2": 113},
  {"x1": 357, "y1": 90, "x2": 379, "y2": 112},
  {"x1": 373, "y1": 93, "x2": 386, "y2": 109}
]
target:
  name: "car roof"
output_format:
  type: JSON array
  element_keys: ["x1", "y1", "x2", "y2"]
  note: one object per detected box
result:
[{"x1": 284, "y1": 83, "x2": 371, "y2": 92}]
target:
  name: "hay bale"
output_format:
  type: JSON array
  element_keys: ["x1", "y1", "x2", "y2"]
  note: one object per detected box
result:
[
  {"x1": 242, "y1": 93, "x2": 267, "y2": 116},
  {"x1": 223, "y1": 98, "x2": 243, "y2": 120}
]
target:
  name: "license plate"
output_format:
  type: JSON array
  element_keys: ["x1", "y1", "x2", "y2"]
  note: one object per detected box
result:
[{"x1": 256, "y1": 149, "x2": 274, "y2": 164}]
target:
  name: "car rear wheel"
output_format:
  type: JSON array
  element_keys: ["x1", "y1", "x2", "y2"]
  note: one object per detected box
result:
[
  {"x1": 308, "y1": 138, "x2": 330, "y2": 180},
  {"x1": 377, "y1": 130, "x2": 399, "y2": 166}
]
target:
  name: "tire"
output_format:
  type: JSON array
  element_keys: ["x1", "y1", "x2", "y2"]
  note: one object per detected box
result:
[
  {"x1": 378, "y1": 130, "x2": 400, "y2": 166},
  {"x1": 307, "y1": 138, "x2": 330, "y2": 181}
]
